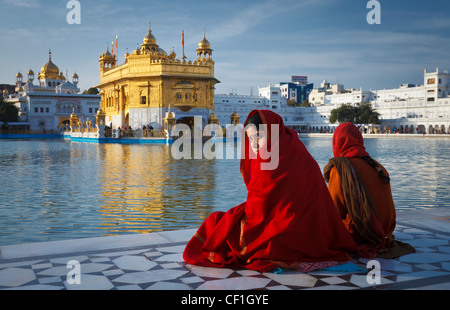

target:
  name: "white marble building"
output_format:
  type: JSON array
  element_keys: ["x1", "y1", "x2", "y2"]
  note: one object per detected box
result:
[
  {"x1": 214, "y1": 68, "x2": 450, "y2": 134},
  {"x1": 214, "y1": 85, "x2": 336, "y2": 132},
  {"x1": 4, "y1": 51, "x2": 100, "y2": 132},
  {"x1": 214, "y1": 86, "x2": 308, "y2": 129}
]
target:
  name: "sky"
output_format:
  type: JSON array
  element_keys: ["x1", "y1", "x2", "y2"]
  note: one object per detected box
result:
[{"x1": 1, "y1": 0, "x2": 449, "y2": 95}]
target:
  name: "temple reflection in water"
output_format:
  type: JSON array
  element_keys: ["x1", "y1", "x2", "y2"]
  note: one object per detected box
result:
[{"x1": 97, "y1": 143, "x2": 228, "y2": 234}]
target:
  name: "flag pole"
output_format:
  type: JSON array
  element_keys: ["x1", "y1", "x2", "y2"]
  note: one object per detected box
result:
[
  {"x1": 116, "y1": 35, "x2": 118, "y2": 65},
  {"x1": 111, "y1": 41, "x2": 115, "y2": 66},
  {"x1": 182, "y1": 30, "x2": 186, "y2": 62}
]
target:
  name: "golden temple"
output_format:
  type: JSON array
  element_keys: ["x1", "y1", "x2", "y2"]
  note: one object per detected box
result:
[{"x1": 96, "y1": 23, "x2": 220, "y2": 131}]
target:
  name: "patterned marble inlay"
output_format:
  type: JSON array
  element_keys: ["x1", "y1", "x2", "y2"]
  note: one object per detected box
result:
[{"x1": 0, "y1": 218, "x2": 449, "y2": 290}]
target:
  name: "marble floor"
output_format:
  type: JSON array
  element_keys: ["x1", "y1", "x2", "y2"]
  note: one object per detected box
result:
[{"x1": 0, "y1": 208, "x2": 449, "y2": 291}]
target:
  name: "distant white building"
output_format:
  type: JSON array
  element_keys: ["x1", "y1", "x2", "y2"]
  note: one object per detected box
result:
[
  {"x1": 215, "y1": 85, "x2": 308, "y2": 130},
  {"x1": 3, "y1": 50, "x2": 100, "y2": 132},
  {"x1": 215, "y1": 69, "x2": 450, "y2": 134},
  {"x1": 308, "y1": 68, "x2": 450, "y2": 133},
  {"x1": 215, "y1": 82, "x2": 339, "y2": 132}
]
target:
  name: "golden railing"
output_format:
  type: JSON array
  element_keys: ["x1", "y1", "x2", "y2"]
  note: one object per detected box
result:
[
  {"x1": 59, "y1": 126, "x2": 166, "y2": 138},
  {"x1": 119, "y1": 128, "x2": 166, "y2": 138},
  {"x1": 1, "y1": 125, "x2": 168, "y2": 138}
]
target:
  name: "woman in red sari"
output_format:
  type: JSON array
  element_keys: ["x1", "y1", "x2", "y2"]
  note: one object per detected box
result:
[{"x1": 183, "y1": 110, "x2": 356, "y2": 272}]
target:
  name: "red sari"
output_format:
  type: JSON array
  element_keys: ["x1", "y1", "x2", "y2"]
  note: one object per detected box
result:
[{"x1": 183, "y1": 110, "x2": 357, "y2": 272}]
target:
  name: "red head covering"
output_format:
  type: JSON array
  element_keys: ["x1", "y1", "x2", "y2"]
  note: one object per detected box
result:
[
  {"x1": 183, "y1": 110, "x2": 356, "y2": 272},
  {"x1": 333, "y1": 122, "x2": 369, "y2": 158}
]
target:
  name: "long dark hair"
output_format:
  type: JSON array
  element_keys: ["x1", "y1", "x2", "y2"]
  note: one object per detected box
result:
[
  {"x1": 245, "y1": 112, "x2": 263, "y2": 127},
  {"x1": 362, "y1": 155, "x2": 390, "y2": 183}
]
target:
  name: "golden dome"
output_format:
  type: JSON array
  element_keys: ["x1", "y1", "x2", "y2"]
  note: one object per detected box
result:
[
  {"x1": 143, "y1": 22, "x2": 157, "y2": 45},
  {"x1": 16, "y1": 72, "x2": 23, "y2": 78},
  {"x1": 158, "y1": 47, "x2": 167, "y2": 57},
  {"x1": 27, "y1": 69, "x2": 34, "y2": 75},
  {"x1": 41, "y1": 50, "x2": 60, "y2": 75},
  {"x1": 39, "y1": 50, "x2": 64, "y2": 81},
  {"x1": 198, "y1": 34, "x2": 210, "y2": 49},
  {"x1": 144, "y1": 32, "x2": 156, "y2": 44},
  {"x1": 101, "y1": 43, "x2": 113, "y2": 58}
]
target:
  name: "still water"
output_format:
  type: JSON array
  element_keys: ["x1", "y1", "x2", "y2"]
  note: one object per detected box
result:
[{"x1": 0, "y1": 137, "x2": 449, "y2": 246}]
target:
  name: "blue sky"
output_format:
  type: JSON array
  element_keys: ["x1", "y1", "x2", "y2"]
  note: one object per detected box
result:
[{"x1": 1, "y1": 0, "x2": 449, "y2": 95}]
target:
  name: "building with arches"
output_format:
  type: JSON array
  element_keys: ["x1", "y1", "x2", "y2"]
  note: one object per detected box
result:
[
  {"x1": 372, "y1": 68, "x2": 450, "y2": 134},
  {"x1": 307, "y1": 68, "x2": 450, "y2": 134},
  {"x1": 214, "y1": 68, "x2": 450, "y2": 135},
  {"x1": 4, "y1": 50, "x2": 100, "y2": 132},
  {"x1": 96, "y1": 23, "x2": 220, "y2": 131}
]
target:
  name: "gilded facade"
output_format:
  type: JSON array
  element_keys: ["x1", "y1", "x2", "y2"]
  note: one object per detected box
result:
[{"x1": 96, "y1": 23, "x2": 220, "y2": 130}]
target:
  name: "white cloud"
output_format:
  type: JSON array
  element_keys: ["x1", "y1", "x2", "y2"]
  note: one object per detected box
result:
[
  {"x1": 207, "y1": 0, "x2": 321, "y2": 42},
  {"x1": 3, "y1": 0, "x2": 40, "y2": 8}
]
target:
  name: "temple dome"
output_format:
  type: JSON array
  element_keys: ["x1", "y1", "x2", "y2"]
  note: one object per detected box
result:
[
  {"x1": 158, "y1": 47, "x2": 167, "y2": 57},
  {"x1": 39, "y1": 50, "x2": 64, "y2": 80},
  {"x1": 41, "y1": 55, "x2": 59, "y2": 75},
  {"x1": 143, "y1": 31, "x2": 156, "y2": 44},
  {"x1": 143, "y1": 22, "x2": 157, "y2": 45},
  {"x1": 198, "y1": 35, "x2": 210, "y2": 49}
]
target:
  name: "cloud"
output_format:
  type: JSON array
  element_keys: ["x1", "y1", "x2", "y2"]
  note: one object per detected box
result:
[
  {"x1": 3, "y1": 0, "x2": 40, "y2": 8},
  {"x1": 207, "y1": 0, "x2": 321, "y2": 42}
]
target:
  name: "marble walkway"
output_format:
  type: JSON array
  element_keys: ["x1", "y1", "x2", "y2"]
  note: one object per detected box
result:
[{"x1": 0, "y1": 207, "x2": 449, "y2": 291}]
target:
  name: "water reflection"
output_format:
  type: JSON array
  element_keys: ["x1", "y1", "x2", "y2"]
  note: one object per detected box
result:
[
  {"x1": 0, "y1": 137, "x2": 449, "y2": 245},
  {"x1": 98, "y1": 144, "x2": 221, "y2": 234},
  {"x1": 301, "y1": 137, "x2": 450, "y2": 211}
]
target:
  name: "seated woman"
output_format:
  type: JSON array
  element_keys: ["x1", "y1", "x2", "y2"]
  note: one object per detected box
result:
[
  {"x1": 183, "y1": 110, "x2": 357, "y2": 272},
  {"x1": 323, "y1": 122, "x2": 398, "y2": 258}
]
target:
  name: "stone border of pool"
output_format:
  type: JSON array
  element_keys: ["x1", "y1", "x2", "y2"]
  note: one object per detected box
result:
[
  {"x1": 0, "y1": 207, "x2": 449, "y2": 292},
  {"x1": 299, "y1": 133, "x2": 450, "y2": 139}
]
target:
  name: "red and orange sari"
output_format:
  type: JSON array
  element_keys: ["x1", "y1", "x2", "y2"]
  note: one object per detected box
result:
[
  {"x1": 324, "y1": 122, "x2": 397, "y2": 258},
  {"x1": 183, "y1": 110, "x2": 357, "y2": 272}
]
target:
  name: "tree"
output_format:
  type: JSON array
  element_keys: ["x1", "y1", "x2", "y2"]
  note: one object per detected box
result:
[
  {"x1": 0, "y1": 97, "x2": 19, "y2": 123},
  {"x1": 329, "y1": 103, "x2": 380, "y2": 124},
  {"x1": 300, "y1": 99, "x2": 311, "y2": 107},
  {"x1": 358, "y1": 103, "x2": 380, "y2": 124},
  {"x1": 329, "y1": 105, "x2": 358, "y2": 124},
  {"x1": 87, "y1": 87, "x2": 99, "y2": 95},
  {"x1": 286, "y1": 99, "x2": 297, "y2": 106}
]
